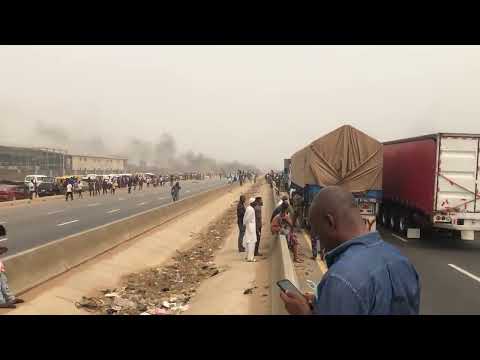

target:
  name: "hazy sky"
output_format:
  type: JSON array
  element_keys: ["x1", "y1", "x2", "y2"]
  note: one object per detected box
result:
[{"x1": 1, "y1": 45, "x2": 480, "y2": 170}]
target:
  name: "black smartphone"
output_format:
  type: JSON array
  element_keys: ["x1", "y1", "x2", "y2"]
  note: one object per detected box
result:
[{"x1": 276, "y1": 279, "x2": 304, "y2": 298}]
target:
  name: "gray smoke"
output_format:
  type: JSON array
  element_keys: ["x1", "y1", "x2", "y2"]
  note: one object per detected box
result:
[{"x1": 32, "y1": 121, "x2": 258, "y2": 173}]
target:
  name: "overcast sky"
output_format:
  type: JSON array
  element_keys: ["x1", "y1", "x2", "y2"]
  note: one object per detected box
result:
[{"x1": 1, "y1": 45, "x2": 480, "y2": 170}]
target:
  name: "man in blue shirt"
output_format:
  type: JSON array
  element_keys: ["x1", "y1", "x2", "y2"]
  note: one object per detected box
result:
[{"x1": 280, "y1": 186, "x2": 420, "y2": 315}]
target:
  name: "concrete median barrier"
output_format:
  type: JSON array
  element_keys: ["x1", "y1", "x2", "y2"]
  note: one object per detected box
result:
[
  {"x1": 270, "y1": 185, "x2": 300, "y2": 315},
  {"x1": 3, "y1": 183, "x2": 234, "y2": 295}
]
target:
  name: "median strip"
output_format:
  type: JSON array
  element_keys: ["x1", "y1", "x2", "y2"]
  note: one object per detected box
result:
[
  {"x1": 392, "y1": 233, "x2": 408, "y2": 243},
  {"x1": 47, "y1": 210, "x2": 65, "y2": 215},
  {"x1": 448, "y1": 264, "x2": 480, "y2": 283},
  {"x1": 57, "y1": 220, "x2": 79, "y2": 227}
]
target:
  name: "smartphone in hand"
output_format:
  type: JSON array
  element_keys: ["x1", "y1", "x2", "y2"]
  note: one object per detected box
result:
[{"x1": 276, "y1": 279, "x2": 304, "y2": 298}]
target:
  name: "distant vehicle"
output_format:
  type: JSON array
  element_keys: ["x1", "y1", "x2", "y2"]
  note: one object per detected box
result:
[
  {"x1": 37, "y1": 181, "x2": 60, "y2": 197},
  {"x1": 0, "y1": 183, "x2": 29, "y2": 202},
  {"x1": 381, "y1": 133, "x2": 480, "y2": 241},
  {"x1": 24, "y1": 175, "x2": 50, "y2": 186}
]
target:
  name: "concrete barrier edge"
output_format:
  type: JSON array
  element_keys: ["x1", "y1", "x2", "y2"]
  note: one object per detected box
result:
[{"x1": 270, "y1": 184, "x2": 300, "y2": 315}]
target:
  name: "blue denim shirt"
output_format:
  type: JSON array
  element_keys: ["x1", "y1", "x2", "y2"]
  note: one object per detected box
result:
[{"x1": 313, "y1": 231, "x2": 420, "y2": 315}]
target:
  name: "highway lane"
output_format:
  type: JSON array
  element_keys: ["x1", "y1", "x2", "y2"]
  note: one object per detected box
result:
[
  {"x1": 380, "y1": 227, "x2": 480, "y2": 314},
  {"x1": 0, "y1": 178, "x2": 228, "y2": 256}
]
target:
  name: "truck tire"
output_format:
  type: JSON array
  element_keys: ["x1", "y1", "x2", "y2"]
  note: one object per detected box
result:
[
  {"x1": 389, "y1": 213, "x2": 397, "y2": 231},
  {"x1": 398, "y1": 214, "x2": 409, "y2": 236},
  {"x1": 380, "y1": 211, "x2": 388, "y2": 227}
]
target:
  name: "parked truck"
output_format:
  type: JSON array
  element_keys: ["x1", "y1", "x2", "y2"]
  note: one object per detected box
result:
[
  {"x1": 290, "y1": 125, "x2": 383, "y2": 231},
  {"x1": 381, "y1": 133, "x2": 480, "y2": 241}
]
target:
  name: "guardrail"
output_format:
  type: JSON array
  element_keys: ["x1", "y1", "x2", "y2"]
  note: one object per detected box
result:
[
  {"x1": 3, "y1": 183, "x2": 235, "y2": 295},
  {"x1": 270, "y1": 184, "x2": 300, "y2": 315}
]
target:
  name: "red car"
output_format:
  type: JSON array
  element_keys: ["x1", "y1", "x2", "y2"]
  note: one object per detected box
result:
[{"x1": 0, "y1": 184, "x2": 29, "y2": 202}]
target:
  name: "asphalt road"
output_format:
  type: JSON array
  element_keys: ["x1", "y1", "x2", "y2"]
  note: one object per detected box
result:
[
  {"x1": 0, "y1": 178, "x2": 228, "y2": 256},
  {"x1": 380, "y1": 227, "x2": 480, "y2": 315}
]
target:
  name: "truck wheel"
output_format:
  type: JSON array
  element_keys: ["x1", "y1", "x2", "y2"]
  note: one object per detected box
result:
[
  {"x1": 398, "y1": 215, "x2": 409, "y2": 236},
  {"x1": 389, "y1": 214, "x2": 397, "y2": 231}
]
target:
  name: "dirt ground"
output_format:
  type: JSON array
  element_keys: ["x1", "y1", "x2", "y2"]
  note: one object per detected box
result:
[
  {"x1": 74, "y1": 181, "x2": 264, "y2": 315},
  {"x1": 184, "y1": 182, "x2": 273, "y2": 315}
]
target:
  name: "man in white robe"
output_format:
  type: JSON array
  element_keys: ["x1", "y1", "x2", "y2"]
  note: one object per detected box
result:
[{"x1": 243, "y1": 197, "x2": 257, "y2": 262}]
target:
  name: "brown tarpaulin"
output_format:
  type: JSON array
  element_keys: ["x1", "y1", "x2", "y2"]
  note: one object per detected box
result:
[{"x1": 290, "y1": 125, "x2": 382, "y2": 192}]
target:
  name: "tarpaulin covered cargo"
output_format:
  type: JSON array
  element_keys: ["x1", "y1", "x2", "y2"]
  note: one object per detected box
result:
[{"x1": 290, "y1": 125, "x2": 383, "y2": 192}]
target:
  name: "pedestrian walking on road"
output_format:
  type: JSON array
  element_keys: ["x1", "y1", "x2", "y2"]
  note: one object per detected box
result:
[
  {"x1": 128, "y1": 178, "x2": 132, "y2": 194},
  {"x1": 237, "y1": 195, "x2": 246, "y2": 252},
  {"x1": 243, "y1": 197, "x2": 257, "y2": 262},
  {"x1": 95, "y1": 180, "x2": 101, "y2": 196},
  {"x1": 28, "y1": 180, "x2": 35, "y2": 200},
  {"x1": 254, "y1": 196, "x2": 263, "y2": 256},
  {"x1": 171, "y1": 182, "x2": 181, "y2": 202},
  {"x1": 111, "y1": 180, "x2": 117, "y2": 195},
  {"x1": 88, "y1": 180, "x2": 94, "y2": 197},
  {"x1": 65, "y1": 182, "x2": 73, "y2": 201},
  {"x1": 77, "y1": 181, "x2": 83, "y2": 199},
  {"x1": 280, "y1": 186, "x2": 420, "y2": 315}
]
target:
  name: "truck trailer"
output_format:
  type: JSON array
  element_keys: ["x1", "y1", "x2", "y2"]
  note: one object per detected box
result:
[
  {"x1": 381, "y1": 133, "x2": 480, "y2": 240},
  {"x1": 290, "y1": 125, "x2": 383, "y2": 231}
]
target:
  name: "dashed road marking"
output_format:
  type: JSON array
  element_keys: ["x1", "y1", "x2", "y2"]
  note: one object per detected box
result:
[
  {"x1": 57, "y1": 220, "x2": 79, "y2": 227},
  {"x1": 158, "y1": 197, "x2": 168, "y2": 200},
  {"x1": 87, "y1": 203, "x2": 101, "y2": 207},
  {"x1": 392, "y1": 234, "x2": 408, "y2": 243},
  {"x1": 118, "y1": 198, "x2": 125, "y2": 201},
  {"x1": 137, "y1": 202, "x2": 148, "y2": 206},
  {"x1": 448, "y1": 264, "x2": 480, "y2": 283},
  {"x1": 47, "y1": 210, "x2": 65, "y2": 215},
  {"x1": 186, "y1": 190, "x2": 191, "y2": 193},
  {"x1": 107, "y1": 209, "x2": 121, "y2": 214}
]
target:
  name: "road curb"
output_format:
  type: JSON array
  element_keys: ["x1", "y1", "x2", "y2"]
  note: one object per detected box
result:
[{"x1": 270, "y1": 184, "x2": 300, "y2": 315}]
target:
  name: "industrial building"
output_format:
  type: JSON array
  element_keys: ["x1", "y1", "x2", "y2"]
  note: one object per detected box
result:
[
  {"x1": 0, "y1": 145, "x2": 66, "y2": 181},
  {"x1": 67, "y1": 154, "x2": 128, "y2": 175},
  {"x1": 0, "y1": 145, "x2": 128, "y2": 181}
]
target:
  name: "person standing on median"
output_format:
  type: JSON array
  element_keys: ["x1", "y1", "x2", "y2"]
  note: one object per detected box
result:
[
  {"x1": 237, "y1": 195, "x2": 246, "y2": 252},
  {"x1": 254, "y1": 196, "x2": 263, "y2": 256},
  {"x1": 28, "y1": 180, "x2": 35, "y2": 200},
  {"x1": 280, "y1": 186, "x2": 420, "y2": 315},
  {"x1": 243, "y1": 197, "x2": 257, "y2": 262}
]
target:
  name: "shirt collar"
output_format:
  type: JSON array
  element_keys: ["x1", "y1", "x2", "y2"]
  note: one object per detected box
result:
[{"x1": 325, "y1": 231, "x2": 382, "y2": 268}]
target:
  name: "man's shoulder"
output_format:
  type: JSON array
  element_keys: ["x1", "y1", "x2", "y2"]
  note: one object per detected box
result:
[{"x1": 329, "y1": 239, "x2": 412, "y2": 287}]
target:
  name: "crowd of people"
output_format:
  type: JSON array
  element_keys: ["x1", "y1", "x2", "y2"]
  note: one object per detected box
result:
[{"x1": 226, "y1": 170, "x2": 257, "y2": 186}]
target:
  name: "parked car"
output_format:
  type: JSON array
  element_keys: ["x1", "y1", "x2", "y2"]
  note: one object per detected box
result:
[
  {"x1": 37, "y1": 181, "x2": 60, "y2": 197},
  {"x1": 24, "y1": 175, "x2": 49, "y2": 187},
  {"x1": 0, "y1": 183, "x2": 29, "y2": 202}
]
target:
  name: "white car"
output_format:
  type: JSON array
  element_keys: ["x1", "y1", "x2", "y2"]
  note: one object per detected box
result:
[{"x1": 24, "y1": 175, "x2": 50, "y2": 186}]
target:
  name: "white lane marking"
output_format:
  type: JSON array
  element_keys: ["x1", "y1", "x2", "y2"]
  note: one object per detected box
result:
[
  {"x1": 107, "y1": 209, "x2": 121, "y2": 214},
  {"x1": 87, "y1": 203, "x2": 101, "y2": 207},
  {"x1": 0, "y1": 237, "x2": 7, "y2": 243},
  {"x1": 158, "y1": 197, "x2": 168, "y2": 200},
  {"x1": 137, "y1": 202, "x2": 148, "y2": 206},
  {"x1": 118, "y1": 198, "x2": 125, "y2": 201},
  {"x1": 47, "y1": 210, "x2": 65, "y2": 215},
  {"x1": 392, "y1": 234, "x2": 408, "y2": 243},
  {"x1": 186, "y1": 190, "x2": 191, "y2": 193},
  {"x1": 57, "y1": 219, "x2": 79, "y2": 227},
  {"x1": 448, "y1": 264, "x2": 480, "y2": 283}
]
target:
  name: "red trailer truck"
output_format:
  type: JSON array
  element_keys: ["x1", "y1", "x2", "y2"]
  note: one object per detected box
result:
[{"x1": 380, "y1": 133, "x2": 480, "y2": 240}]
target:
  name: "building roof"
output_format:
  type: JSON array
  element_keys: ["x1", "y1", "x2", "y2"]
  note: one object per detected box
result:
[{"x1": 69, "y1": 154, "x2": 128, "y2": 160}]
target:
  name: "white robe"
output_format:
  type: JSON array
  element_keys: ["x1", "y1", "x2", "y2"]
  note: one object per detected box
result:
[{"x1": 242, "y1": 205, "x2": 257, "y2": 247}]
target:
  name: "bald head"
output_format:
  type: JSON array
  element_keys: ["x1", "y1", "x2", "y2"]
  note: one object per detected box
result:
[{"x1": 309, "y1": 186, "x2": 367, "y2": 251}]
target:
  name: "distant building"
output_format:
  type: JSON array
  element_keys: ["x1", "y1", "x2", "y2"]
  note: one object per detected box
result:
[
  {"x1": 0, "y1": 145, "x2": 66, "y2": 181},
  {"x1": 66, "y1": 154, "x2": 128, "y2": 175},
  {"x1": 0, "y1": 145, "x2": 128, "y2": 181}
]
